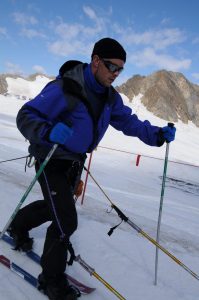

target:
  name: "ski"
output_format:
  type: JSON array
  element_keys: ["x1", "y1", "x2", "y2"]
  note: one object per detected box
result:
[
  {"x1": 1, "y1": 233, "x2": 95, "y2": 295},
  {"x1": 0, "y1": 254, "x2": 38, "y2": 288}
]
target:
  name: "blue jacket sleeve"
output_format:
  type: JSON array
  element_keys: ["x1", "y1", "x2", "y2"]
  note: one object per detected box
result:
[
  {"x1": 110, "y1": 94, "x2": 161, "y2": 146},
  {"x1": 16, "y1": 82, "x2": 68, "y2": 144}
]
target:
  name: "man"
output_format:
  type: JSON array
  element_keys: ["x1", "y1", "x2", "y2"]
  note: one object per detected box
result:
[{"x1": 9, "y1": 38, "x2": 176, "y2": 300}]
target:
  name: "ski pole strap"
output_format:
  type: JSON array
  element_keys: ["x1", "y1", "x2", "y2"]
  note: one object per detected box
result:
[
  {"x1": 108, "y1": 204, "x2": 129, "y2": 236},
  {"x1": 25, "y1": 155, "x2": 36, "y2": 172},
  {"x1": 59, "y1": 234, "x2": 76, "y2": 266},
  {"x1": 111, "y1": 204, "x2": 128, "y2": 222},
  {"x1": 108, "y1": 220, "x2": 123, "y2": 236},
  {"x1": 67, "y1": 241, "x2": 76, "y2": 266}
]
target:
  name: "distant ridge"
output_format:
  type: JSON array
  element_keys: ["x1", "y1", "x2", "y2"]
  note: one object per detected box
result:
[
  {"x1": 0, "y1": 73, "x2": 54, "y2": 95},
  {"x1": 0, "y1": 73, "x2": 54, "y2": 100}
]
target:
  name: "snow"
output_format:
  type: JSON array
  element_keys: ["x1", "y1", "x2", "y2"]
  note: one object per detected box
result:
[
  {"x1": 0, "y1": 77, "x2": 199, "y2": 300},
  {"x1": 6, "y1": 75, "x2": 51, "y2": 100}
]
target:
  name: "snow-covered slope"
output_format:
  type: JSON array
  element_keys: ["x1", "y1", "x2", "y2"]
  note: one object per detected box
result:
[
  {"x1": 5, "y1": 75, "x2": 51, "y2": 100},
  {"x1": 101, "y1": 93, "x2": 199, "y2": 166},
  {"x1": 0, "y1": 79, "x2": 199, "y2": 300}
]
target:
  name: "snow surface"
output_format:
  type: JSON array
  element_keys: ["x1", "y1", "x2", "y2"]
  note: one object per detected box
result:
[
  {"x1": 6, "y1": 75, "x2": 51, "y2": 100},
  {"x1": 0, "y1": 77, "x2": 199, "y2": 299}
]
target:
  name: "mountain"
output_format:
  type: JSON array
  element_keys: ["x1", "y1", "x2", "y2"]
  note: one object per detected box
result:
[
  {"x1": 0, "y1": 73, "x2": 53, "y2": 100},
  {"x1": 1, "y1": 70, "x2": 199, "y2": 127},
  {"x1": 117, "y1": 70, "x2": 199, "y2": 127}
]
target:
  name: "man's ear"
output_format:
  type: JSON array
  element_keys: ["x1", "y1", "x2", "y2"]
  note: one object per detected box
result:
[{"x1": 92, "y1": 55, "x2": 100, "y2": 68}]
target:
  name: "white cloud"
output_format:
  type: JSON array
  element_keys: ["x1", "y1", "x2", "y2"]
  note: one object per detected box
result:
[
  {"x1": 83, "y1": 6, "x2": 97, "y2": 20},
  {"x1": 48, "y1": 5, "x2": 107, "y2": 57},
  {"x1": 0, "y1": 27, "x2": 8, "y2": 38},
  {"x1": 11, "y1": 12, "x2": 45, "y2": 39},
  {"x1": 48, "y1": 39, "x2": 91, "y2": 57},
  {"x1": 130, "y1": 48, "x2": 191, "y2": 71},
  {"x1": 83, "y1": 5, "x2": 108, "y2": 31},
  {"x1": 21, "y1": 28, "x2": 46, "y2": 39},
  {"x1": 121, "y1": 28, "x2": 186, "y2": 50},
  {"x1": 161, "y1": 18, "x2": 171, "y2": 25},
  {"x1": 5, "y1": 62, "x2": 23, "y2": 75},
  {"x1": 41, "y1": 6, "x2": 191, "y2": 72},
  {"x1": 32, "y1": 65, "x2": 46, "y2": 74},
  {"x1": 12, "y1": 12, "x2": 38, "y2": 26}
]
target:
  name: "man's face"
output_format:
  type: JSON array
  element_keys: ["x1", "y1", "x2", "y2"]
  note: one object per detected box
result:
[{"x1": 92, "y1": 55, "x2": 124, "y2": 87}]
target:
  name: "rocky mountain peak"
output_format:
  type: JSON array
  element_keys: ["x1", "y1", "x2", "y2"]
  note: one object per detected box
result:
[{"x1": 117, "y1": 70, "x2": 199, "y2": 126}]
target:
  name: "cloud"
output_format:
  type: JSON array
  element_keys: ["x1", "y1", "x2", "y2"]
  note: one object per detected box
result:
[
  {"x1": 118, "y1": 25, "x2": 190, "y2": 73},
  {"x1": 83, "y1": 5, "x2": 109, "y2": 30},
  {"x1": 191, "y1": 73, "x2": 199, "y2": 80},
  {"x1": 192, "y1": 37, "x2": 199, "y2": 44},
  {"x1": 121, "y1": 28, "x2": 186, "y2": 50},
  {"x1": 83, "y1": 6, "x2": 97, "y2": 20},
  {"x1": 83, "y1": 5, "x2": 106, "y2": 30},
  {"x1": 32, "y1": 65, "x2": 46, "y2": 74},
  {"x1": 19, "y1": 4, "x2": 190, "y2": 73},
  {"x1": 48, "y1": 29, "x2": 98, "y2": 57},
  {"x1": 161, "y1": 18, "x2": 171, "y2": 25},
  {"x1": 0, "y1": 27, "x2": 8, "y2": 38},
  {"x1": 11, "y1": 11, "x2": 46, "y2": 39},
  {"x1": 12, "y1": 12, "x2": 38, "y2": 26},
  {"x1": 21, "y1": 28, "x2": 46, "y2": 39},
  {"x1": 130, "y1": 48, "x2": 191, "y2": 71},
  {"x1": 5, "y1": 62, "x2": 23, "y2": 75},
  {"x1": 48, "y1": 39, "x2": 91, "y2": 57},
  {"x1": 48, "y1": 5, "x2": 107, "y2": 57}
]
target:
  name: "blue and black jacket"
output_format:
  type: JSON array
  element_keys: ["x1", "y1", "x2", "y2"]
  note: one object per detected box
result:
[{"x1": 16, "y1": 61, "x2": 163, "y2": 160}]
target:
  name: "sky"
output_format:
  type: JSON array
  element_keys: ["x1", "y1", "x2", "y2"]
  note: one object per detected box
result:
[
  {"x1": 0, "y1": 0, "x2": 199, "y2": 86},
  {"x1": 0, "y1": 79, "x2": 199, "y2": 299}
]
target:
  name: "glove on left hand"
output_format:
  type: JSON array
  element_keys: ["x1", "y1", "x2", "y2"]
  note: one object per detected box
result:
[
  {"x1": 49, "y1": 122, "x2": 73, "y2": 145},
  {"x1": 161, "y1": 125, "x2": 176, "y2": 142}
]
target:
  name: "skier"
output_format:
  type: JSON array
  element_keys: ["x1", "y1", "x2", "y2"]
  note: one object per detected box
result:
[{"x1": 8, "y1": 37, "x2": 176, "y2": 300}]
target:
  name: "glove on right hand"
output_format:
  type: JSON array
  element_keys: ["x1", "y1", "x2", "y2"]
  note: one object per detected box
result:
[
  {"x1": 161, "y1": 125, "x2": 176, "y2": 143},
  {"x1": 49, "y1": 122, "x2": 73, "y2": 145}
]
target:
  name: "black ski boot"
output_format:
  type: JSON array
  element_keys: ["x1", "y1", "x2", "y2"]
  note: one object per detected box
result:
[
  {"x1": 7, "y1": 226, "x2": 33, "y2": 252},
  {"x1": 38, "y1": 273, "x2": 80, "y2": 300}
]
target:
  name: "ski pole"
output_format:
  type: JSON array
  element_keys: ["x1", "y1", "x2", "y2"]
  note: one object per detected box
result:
[
  {"x1": 85, "y1": 168, "x2": 199, "y2": 281},
  {"x1": 0, "y1": 144, "x2": 58, "y2": 240},
  {"x1": 81, "y1": 151, "x2": 93, "y2": 205},
  {"x1": 111, "y1": 204, "x2": 199, "y2": 281},
  {"x1": 125, "y1": 216, "x2": 199, "y2": 281},
  {"x1": 154, "y1": 123, "x2": 174, "y2": 285},
  {"x1": 75, "y1": 255, "x2": 126, "y2": 300}
]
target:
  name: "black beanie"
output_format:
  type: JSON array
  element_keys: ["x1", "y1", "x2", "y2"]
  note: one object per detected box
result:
[{"x1": 91, "y1": 37, "x2": 126, "y2": 62}]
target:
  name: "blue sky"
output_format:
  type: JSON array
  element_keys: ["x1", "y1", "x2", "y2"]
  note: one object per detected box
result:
[{"x1": 1, "y1": 0, "x2": 199, "y2": 85}]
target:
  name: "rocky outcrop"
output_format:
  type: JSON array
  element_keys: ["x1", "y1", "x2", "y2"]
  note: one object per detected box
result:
[{"x1": 117, "y1": 70, "x2": 199, "y2": 126}]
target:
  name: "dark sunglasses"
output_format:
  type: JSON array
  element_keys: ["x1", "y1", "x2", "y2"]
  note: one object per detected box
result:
[{"x1": 100, "y1": 58, "x2": 124, "y2": 74}]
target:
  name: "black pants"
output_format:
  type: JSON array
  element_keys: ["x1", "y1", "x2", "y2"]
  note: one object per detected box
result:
[{"x1": 12, "y1": 159, "x2": 79, "y2": 277}]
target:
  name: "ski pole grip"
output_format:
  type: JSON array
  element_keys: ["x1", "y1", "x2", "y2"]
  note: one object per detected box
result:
[{"x1": 165, "y1": 123, "x2": 175, "y2": 144}]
